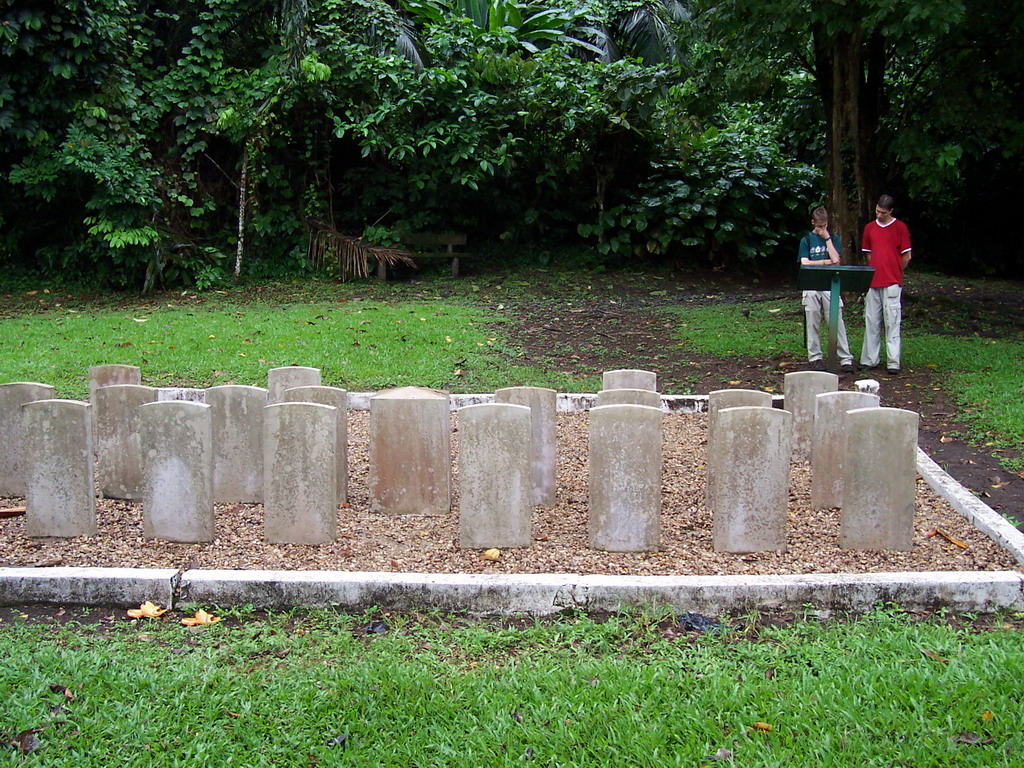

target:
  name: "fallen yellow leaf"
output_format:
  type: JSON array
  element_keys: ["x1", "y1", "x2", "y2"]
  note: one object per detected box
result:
[
  {"x1": 752, "y1": 721, "x2": 773, "y2": 732},
  {"x1": 181, "y1": 609, "x2": 220, "y2": 627},
  {"x1": 127, "y1": 601, "x2": 168, "y2": 619},
  {"x1": 982, "y1": 710, "x2": 995, "y2": 722},
  {"x1": 482, "y1": 548, "x2": 501, "y2": 561}
]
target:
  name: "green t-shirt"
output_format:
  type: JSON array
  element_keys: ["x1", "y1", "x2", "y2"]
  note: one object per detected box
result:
[{"x1": 798, "y1": 232, "x2": 841, "y2": 264}]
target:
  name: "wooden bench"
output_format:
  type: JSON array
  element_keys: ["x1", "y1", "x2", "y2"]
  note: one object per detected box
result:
[{"x1": 376, "y1": 233, "x2": 470, "y2": 279}]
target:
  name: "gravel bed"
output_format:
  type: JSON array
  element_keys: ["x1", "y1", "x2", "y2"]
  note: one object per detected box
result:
[{"x1": 0, "y1": 412, "x2": 1015, "y2": 575}]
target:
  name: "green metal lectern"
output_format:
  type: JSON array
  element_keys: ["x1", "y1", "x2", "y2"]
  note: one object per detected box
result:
[{"x1": 797, "y1": 265, "x2": 875, "y2": 373}]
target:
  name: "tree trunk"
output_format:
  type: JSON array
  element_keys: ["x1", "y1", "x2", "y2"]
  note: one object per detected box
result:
[
  {"x1": 233, "y1": 144, "x2": 249, "y2": 281},
  {"x1": 814, "y1": 23, "x2": 887, "y2": 264}
]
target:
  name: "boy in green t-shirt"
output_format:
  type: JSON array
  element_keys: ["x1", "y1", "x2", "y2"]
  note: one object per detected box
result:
[{"x1": 799, "y1": 207, "x2": 853, "y2": 373}]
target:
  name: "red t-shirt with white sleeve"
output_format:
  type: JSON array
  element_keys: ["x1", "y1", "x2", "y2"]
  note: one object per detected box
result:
[{"x1": 861, "y1": 218, "x2": 911, "y2": 288}]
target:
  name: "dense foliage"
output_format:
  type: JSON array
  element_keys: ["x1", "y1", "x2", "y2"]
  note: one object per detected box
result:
[{"x1": 1, "y1": 0, "x2": 1020, "y2": 288}]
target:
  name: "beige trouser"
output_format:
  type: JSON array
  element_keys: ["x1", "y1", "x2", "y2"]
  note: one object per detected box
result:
[
  {"x1": 861, "y1": 285, "x2": 902, "y2": 369},
  {"x1": 802, "y1": 290, "x2": 852, "y2": 364}
]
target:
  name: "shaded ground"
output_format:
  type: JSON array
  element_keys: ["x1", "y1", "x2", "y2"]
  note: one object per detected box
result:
[{"x1": 498, "y1": 269, "x2": 1024, "y2": 526}]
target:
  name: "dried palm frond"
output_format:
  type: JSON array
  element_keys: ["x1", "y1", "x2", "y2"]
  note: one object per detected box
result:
[{"x1": 307, "y1": 218, "x2": 416, "y2": 281}]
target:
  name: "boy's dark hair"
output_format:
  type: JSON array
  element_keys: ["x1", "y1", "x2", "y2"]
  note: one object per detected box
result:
[
  {"x1": 812, "y1": 206, "x2": 828, "y2": 223},
  {"x1": 877, "y1": 194, "x2": 895, "y2": 210}
]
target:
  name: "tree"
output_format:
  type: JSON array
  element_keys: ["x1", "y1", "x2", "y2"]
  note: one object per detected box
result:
[{"x1": 697, "y1": 0, "x2": 966, "y2": 255}]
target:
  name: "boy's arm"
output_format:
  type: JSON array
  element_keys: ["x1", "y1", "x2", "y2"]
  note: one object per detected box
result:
[{"x1": 824, "y1": 234, "x2": 841, "y2": 264}]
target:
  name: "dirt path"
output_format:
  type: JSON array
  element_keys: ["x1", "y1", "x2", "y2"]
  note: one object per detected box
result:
[{"x1": 499, "y1": 269, "x2": 1024, "y2": 526}]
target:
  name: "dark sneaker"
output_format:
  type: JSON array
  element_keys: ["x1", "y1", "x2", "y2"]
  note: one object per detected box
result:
[
  {"x1": 809, "y1": 359, "x2": 826, "y2": 371},
  {"x1": 859, "y1": 363, "x2": 879, "y2": 372},
  {"x1": 886, "y1": 367, "x2": 900, "y2": 376},
  {"x1": 840, "y1": 363, "x2": 854, "y2": 374}
]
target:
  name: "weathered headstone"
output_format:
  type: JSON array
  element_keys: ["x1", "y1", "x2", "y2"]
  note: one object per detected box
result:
[
  {"x1": 94, "y1": 384, "x2": 158, "y2": 499},
  {"x1": 206, "y1": 385, "x2": 267, "y2": 503},
  {"x1": 710, "y1": 406, "x2": 791, "y2": 553},
  {"x1": 854, "y1": 379, "x2": 881, "y2": 396},
  {"x1": 267, "y1": 366, "x2": 321, "y2": 404},
  {"x1": 157, "y1": 387, "x2": 206, "y2": 403},
  {"x1": 588, "y1": 404, "x2": 662, "y2": 552},
  {"x1": 264, "y1": 402, "x2": 338, "y2": 544},
  {"x1": 22, "y1": 400, "x2": 96, "y2": 537},
  {"x1": 369, "y1": 387, "x2": 451, "y2": 515},
  {"x1": 458, "y1": 403, "x2": 533, "y2": 548},
  {"x1": 88, "y1": 364, "x2": 142, "y2": 434},
  {"x1": 811, "y1": 391, "x2": 881, "y2": 510},
  {"x1": 602, "y1": 369, "x2": 658, "y2": 392},
  {"x1": 140, "y1": 401, "x2": 214, "y2": 542},
  {"x1": 596, "y1": 388, "x2": 661, "y2": 408},
  {"x1": 707, "y1": 389, "x2": 773, "y2": 436},
  {"x1": 494, "y1": 386, "x2": 557, "y2": 507},
  {"x1": 705, "y1": 389, "x2": 773, "y2": 513},
  {"x1": 283, "y1": 385, "x2": 348, "y2": 504},
  {"x1": 0, "y1": 382, "x2": 55, "y2": 496},
  {"x1": 840, "y1": 407, "x2": 919, "y2": 551},
  {"x1": 88, "y1": 364, "x2": 141, "y2": 403},
  {"x1": 784, "y1": 371, "x2": 839, "y2": 462}
]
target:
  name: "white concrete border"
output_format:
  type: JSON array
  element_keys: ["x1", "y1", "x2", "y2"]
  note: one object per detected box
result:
[
  {"x1": 2, "y1": 395, "x2": 1022, "y2": 615},
  {"x1": 916, "y1": 448, "x2": 1024, "y2": 567},
  {"x1": 174, "y1": 570, "x2": 1023, "y2": 615},
  {"x1": 0, "y1": 567, "x2": 178, "y2": 607}
]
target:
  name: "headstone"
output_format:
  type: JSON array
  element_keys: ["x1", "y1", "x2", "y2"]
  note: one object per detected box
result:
[
  {"x1": 88, "y1": 364, "x2": 142, "y2": 435},
  {"x1": 22, "y1": 400, "x2": 95, "y2": 537},
  {"x1": 705, "y1": 389, "x2": 773, "y2": 513},
  {"x1": 0, "y1": 382, "x2": 55, "y2": 496},
  {"x1": 710, "y1": 406, "x2": 791, "y2": 553},
  {"x1": 157, "y1": 387, "x2": 206, "y2": 403},
  {"x1": 588, "y1": 404, "x2": 662, "y2": 552},
  {"x1": 369, "y1": 387, "x2": 451, "y2": 515},
  {"x1": 602, "y1": 369, "x2": 657, "y2": 392},
  {"x1": 854, "y1": 379, "x2": 881, "y2": 396},
  {"x1": 840, "y1": 407, "x2": 919, "y2": 551},
  {"x1": 206, "y1": 385, "x2": 267, "y2": 503},
  {"x1": 811, "y1": 391, "x2": 881, "y2": 510},
  {"x1": 494, "y1": 386, "x2": 557, "y2": 507},
  {"x1": 94, "y1": 384, "x2": 158, "y2": 499},
  {"x1": 140, "y1": 401, "x2": 214, "y2": 542},
  {"x1": 267, "y1": 366, "x2": 321, "y2": 404},
  {"x1": 596, "y1": 388, "x2": 661, "y2": 408},
  {"x1": 458, "y1": 403, "x2": 532, "y2": 548},
  {"x1": 264, "y1": 402, "x2": 337, "y2": 544},
  {"x1": 282, "y1": 385, "x2": 348, "y2": 504},
  {"x1": 88, "y1": 364, "x2": 141, "y2": 403},
  {"x1": 707, "y1": 389, "x2": 773, "y2": 442},
  {"x1": 784, "y1": 371, "x2": 839, "y2": 462}
]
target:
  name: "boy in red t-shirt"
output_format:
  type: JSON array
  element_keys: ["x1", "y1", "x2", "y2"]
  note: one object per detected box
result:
[{"x1": 860, "y1": 194, "x2": 912, "y2": 375}]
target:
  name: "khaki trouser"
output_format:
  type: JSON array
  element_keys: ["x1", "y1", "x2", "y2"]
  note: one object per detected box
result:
[
  {"x1": 861, "y1": 285, "x2": 902, "y2": 369},
  {"x1": 802, "y1": 290, "x2": 852, "y2": 364}
]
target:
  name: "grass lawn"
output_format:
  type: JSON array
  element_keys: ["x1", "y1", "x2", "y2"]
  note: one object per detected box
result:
[
  {"x1": 0, "y1": 289, "x2": 596, "y2": 398},
  {"x1": 662, "y1": 295, "x2": 1024, "y2": 469},
  {"x1": 1, "y1": 607, "x2": 1021, "y2": 766}
]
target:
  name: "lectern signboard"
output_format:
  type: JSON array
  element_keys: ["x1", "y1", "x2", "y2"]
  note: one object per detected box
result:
[{"x1": 797, "y1": 265, "x2": 875, "y2": 373}]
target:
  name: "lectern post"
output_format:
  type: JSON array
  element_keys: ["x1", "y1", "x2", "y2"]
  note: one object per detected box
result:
[{"x1": 797, "y1": 265, "x2": 875, "y2": 373}]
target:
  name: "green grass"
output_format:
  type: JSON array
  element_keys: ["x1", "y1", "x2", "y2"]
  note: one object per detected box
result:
[
  {"x1": 0, "y1": 294, "x2": 597, "y2": 398},
  {"x1": 1, "y1": 607, "x2": 1021, "y2": 766},
  {"x1": 664, "y1": 298, "x2": 1024, "y2": 468}
]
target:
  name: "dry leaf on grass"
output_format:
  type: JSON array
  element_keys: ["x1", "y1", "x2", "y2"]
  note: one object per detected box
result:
[
  {"x1": 751, "y1": 721, "x2": 773, "y2": 732},
  {"x1": 181, "y1": 609, "x2": 220, "y2": 626},
  {"x1": 127, "y1": 601, "x2": 167, "y2": 619}
]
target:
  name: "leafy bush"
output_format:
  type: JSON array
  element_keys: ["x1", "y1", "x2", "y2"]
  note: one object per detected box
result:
[{"x1": 578, "y1": 103, "x2": 818, "y2": 266}]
